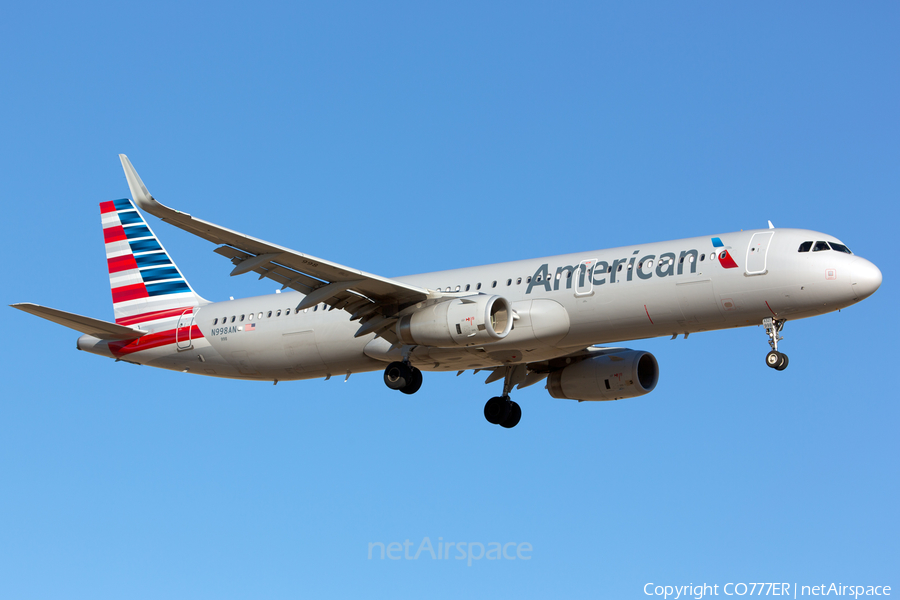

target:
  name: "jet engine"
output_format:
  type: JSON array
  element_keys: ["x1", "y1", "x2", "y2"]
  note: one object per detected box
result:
[
  {"x1": 547, "y1": 350, "x2": 659, "y2": 401},
  {"x1": 396, "y1": 295, "x2": 513, "y2": 347}
]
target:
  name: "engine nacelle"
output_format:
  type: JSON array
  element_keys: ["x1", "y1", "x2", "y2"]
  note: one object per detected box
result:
[
  {"x1": 396, "y1": 295, "x2": 513, "y2": 348},
  {"x1": 547, "y1": 350, "x2": 659, "y2": 401}
]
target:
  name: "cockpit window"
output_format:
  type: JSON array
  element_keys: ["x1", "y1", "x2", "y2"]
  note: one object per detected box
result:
[
  {"x1": 798, "y1": 241, "x2": 813, "y2": 252},
  {"x1": 829, "y1": 242, "x2": 852, "y2": 254},
  {"x1": 813, "y1": 241, "x2": 830, "y2": 252}
]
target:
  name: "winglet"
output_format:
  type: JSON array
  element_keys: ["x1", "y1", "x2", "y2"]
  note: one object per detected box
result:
[{"x1": 119, "y1": 154, "x2": 161, "y2": 212}]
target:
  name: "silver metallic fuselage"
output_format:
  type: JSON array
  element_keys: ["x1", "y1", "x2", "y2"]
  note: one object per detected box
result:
[{"x1": 77, "y1": 228, "x2": 882, "y2": 381}]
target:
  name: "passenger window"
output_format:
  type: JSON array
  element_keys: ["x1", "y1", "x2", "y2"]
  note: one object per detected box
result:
[
  {"x1": 710, "y1": 253, "x2": 716, "y2": 261},
  {"x1": 526, "y1": 276, "x2": 531, "y2": 283},
  {"x1": 230, "y1": 316, "x2": 235, "y2": 323},
  {"x1": 492, "y1": 281, "x2": 497, "y2": 288},
  {"x1": 213, "y1": 318, "x2": 218, "y2": 325},
  {"x1": 248, "y1": 313, "x2": 253, "y2": 321},
  {"x1": 258, "y1": 312, "x2": 263, "y2": 319},
  {"x1": 813, "y1": 241, "x2": 830, "y2": 252},
  {"x1": 268, "y1": 311, "x2": 273, "y2": 317},
  {"x1": 507, "y1": 279, "x2": 512, "y2": 286},
  {"x1": 465, "y1": 284, "x2": 470, "y2": 291},
  {"x1": 240, "y1": 314, "x2": 245, "y2": 322},
  {"x1": 276, "y1": 310, "x2": 281, "y2": 317},
  {"x1": 798, "y1": 241, "x2": 813, "y2": 252},
  {"x1": 830, "y1": 242, "x2": 852, "y2": 254},
  {"x1": 700, "y1": 254, "x2": 704, "y2": 262},
  {"x1": 476, "y1": 283, "x2": 482, "y2": 290},
  {"x1": 287, "y1": 308, "x2": 291, "y2": 314},
  {"x1": 313, "y1": 306, "x2": 317, "y2": 312},
  {"x1": 455, "y1": 285, "x2": 460, "y2": 292}
]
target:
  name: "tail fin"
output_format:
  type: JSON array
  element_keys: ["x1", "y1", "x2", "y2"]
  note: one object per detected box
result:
[{"x1": 100, "y1": 198, "x2": 206, "y2": 326}]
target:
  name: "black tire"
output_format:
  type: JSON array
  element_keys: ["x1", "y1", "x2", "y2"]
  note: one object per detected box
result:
[
  {"x1": 500, "y1": 401, "x2": 522, "y2": 429},
  {"x1": 775, "y1": 353, "x2": 789, "y2": 371},
  {"x1": 400, "y1": 367, "x2": 423, "y2": 395},
  {"x1": 765, "y1": 351, "x2": 781, "y2": 369},
  {"x1": 384, "y1": 361, "x2": 412, "y2": 390},
  {"x1": 484, "y1": 396, "x2": 511, "y2": 425}
]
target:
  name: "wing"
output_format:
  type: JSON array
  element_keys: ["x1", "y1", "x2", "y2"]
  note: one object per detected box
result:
[
  {"x1": 119, "y1": 155, "x2": 432, "y2": 342},
  {"x1": 11, "y1": 303, "x2": 147, "y2": 340}
]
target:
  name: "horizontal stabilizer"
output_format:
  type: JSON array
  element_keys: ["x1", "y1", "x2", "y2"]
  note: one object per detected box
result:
[{"x1": 11, "y1": 303, "x2": 148, "y2": 340}]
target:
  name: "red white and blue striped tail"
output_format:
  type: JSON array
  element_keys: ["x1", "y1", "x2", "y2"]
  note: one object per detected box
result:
[{"x1": 100, "y1": 198, "x2": 206, "y2": 326}]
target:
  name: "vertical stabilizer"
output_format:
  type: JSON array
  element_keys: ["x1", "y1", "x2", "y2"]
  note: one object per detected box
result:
[{"x1": 100, "y1": 198, "x2": 206, "y2": 326}]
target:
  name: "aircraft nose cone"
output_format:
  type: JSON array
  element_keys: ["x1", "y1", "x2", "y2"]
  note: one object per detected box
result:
[{"x1": 851, "y1": 258, "x2": 882, "y2": 300}]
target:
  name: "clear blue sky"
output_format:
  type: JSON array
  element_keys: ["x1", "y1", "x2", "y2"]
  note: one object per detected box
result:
[{"x1": 2, "y1": 2, "x2": 897, "y2": 598}]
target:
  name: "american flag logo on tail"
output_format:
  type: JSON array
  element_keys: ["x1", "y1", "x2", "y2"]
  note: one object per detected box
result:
[{"x1": 100, "y1": 198, "x2": 206, "y2": 326}]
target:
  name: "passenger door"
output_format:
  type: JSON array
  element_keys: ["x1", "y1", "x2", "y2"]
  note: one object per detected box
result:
[
  {"x1": 175, "y1": 309, "x2": 194, "y2": 350},
  {"x1": 746, "y1": 232, "x2": 774, "y2": 275}
]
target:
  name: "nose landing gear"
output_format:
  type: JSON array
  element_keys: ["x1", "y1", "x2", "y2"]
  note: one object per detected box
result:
[
  {"x1": 763, "y1": 317, "x2": 789, "y2": 371},
  {"x1": 383, "y1": 361, "x2": 423, "y2": 394}
]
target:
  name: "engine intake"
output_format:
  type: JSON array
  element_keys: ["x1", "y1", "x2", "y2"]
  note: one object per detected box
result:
[
  {"x1": 547, "y1": 350, "x2": 659, "y2": 401},
  {"x1": 396, "y1": 295, "x2": 513, "y2": 347}
]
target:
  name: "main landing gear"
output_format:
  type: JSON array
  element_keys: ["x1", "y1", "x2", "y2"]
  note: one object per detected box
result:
[
  {"x1": 763, "y1": 317, "x2": 789, "y2": 371},
  {"x1": 484, "y1": 396, "x2": 521, "y2": 429},
  {"x1": 383, "y1": 361, "x2": 423, "y2": 395},
  {"x1": 483, "y1": 366, "x2": 523, "y2": 429}
]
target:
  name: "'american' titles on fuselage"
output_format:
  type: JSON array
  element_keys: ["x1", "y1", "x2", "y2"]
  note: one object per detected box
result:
[{"x1": 526, "y1": 243, "x2": 723, "y2": 295}]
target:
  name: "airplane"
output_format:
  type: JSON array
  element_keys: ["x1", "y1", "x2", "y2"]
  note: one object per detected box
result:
[{"x1": 12, "y1": 155, "x2": 882, "y2": 429}]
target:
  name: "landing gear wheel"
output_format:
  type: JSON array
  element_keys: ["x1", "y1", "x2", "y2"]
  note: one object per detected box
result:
[
  {"x1": 484, "y1": 396, "x2": 511, "y2": 425},
  {"x1": 400, "y1": 367, "x2": 423, "y2": 395},
  {"x1": 384, "y1": 362, "x2": 424, "y2": 394},
  {"x1": 499, "y1": 401, "x2": 521, "y2": 429},
  {"x1": 765, "y1": 351, "x2": 789, "y2": 370},
  {"x1": 384, "y1": 361, "x2": 412, "y2": 390},
  {"x1": 762, "y1": 318, "x2": 789, "y2": 371},
  {"x1": 775, "y1": 353, "x2": 789, "y2": 371}
]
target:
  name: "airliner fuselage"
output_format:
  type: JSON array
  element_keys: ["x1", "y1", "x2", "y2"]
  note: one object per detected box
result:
[{"x1": 77, "y1": 227, "x2": 880, "y2": 381}]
